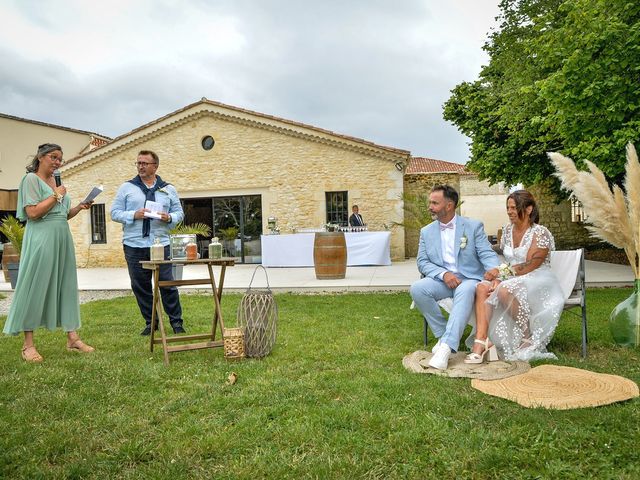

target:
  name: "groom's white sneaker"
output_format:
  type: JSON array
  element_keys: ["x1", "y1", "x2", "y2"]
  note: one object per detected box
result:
[
  {"x1": 431, "y1": 339, "x2": 442, "y2": 353},
  {"x1": 429, "y1": 342, "x2": 451, "y2": 370}
]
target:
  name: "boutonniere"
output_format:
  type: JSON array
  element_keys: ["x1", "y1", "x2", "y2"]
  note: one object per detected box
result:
[
  {"x1": 157, "y1": 187, "x2": 169, "y2": 194},
  {"x1": 460, "y1": 233, "x2": 468, "y2": 249}
]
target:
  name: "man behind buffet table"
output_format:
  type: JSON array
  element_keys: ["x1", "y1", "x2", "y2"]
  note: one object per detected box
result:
[{"x1": 349, "y1": 205, "x2": 365, "y2": 227}]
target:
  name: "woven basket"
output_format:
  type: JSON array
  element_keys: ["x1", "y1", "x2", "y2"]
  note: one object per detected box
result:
[
  {"x1": 223, "y1": 327, "x2": 245, "y2": 360},
  {"x1": 237, "y1": 265, "x2": 278, "y2": 358}
]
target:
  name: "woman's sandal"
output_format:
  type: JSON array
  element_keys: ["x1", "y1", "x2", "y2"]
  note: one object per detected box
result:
[
  {"x1": 464, "y1": 338, "x2": 499, "y2": 364},
  {"x1": 21, "y1": 345, "x2": 44, "y2": 363},
  {"x1": 67, "y1": 339, "x2": 95, "y2": 353}
]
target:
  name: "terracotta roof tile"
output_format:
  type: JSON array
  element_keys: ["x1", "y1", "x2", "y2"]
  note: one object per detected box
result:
[
  {"x1": 406, "y1": 157, "x2": 471, "y2": 174},
  {"x1": 90, "y1": 136, "x2": 109, "y2": 147}
]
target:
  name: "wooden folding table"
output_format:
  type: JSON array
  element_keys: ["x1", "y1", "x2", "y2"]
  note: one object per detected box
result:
[{"x1": 140, "y1": 258, "x2": 235, "y2": 365}]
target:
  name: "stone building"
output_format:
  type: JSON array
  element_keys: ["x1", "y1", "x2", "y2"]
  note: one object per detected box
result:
[
  {"x1": 60, "y1": 98, "x2": 411, "y2": 267},
  {"x1": 3, "y1": 102, "x2": 593, "y2": 266}
]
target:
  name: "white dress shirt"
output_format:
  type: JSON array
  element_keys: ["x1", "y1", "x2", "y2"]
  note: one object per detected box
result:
[{"x1": 440, "y1": 215, "x2": 458, "y2": 278}]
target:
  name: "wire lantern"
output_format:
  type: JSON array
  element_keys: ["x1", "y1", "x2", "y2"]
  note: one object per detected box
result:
[{"x1": 237, "y1": 265, "x2": 278, "y2": 358}]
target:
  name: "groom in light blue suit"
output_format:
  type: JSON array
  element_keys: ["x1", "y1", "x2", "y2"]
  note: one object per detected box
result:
[{"x1": 410, "y1": 185, "x2": 499, "y2": 370}]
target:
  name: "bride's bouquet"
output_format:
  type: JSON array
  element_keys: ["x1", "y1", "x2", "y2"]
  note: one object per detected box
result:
[{"x1": 498, "y1": 263, "x2": 516, "y2": 281}]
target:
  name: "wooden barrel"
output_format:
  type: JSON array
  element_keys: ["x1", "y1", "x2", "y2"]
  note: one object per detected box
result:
[
  {"x1": 2, "y1": 243, "x2": 19, "y2": 283},
  {"x1": 313, "y1": 232, "x2": 347, "y2": 279}
]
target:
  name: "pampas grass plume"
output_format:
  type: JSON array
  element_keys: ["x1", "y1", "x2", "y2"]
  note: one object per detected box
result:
[{"x1": 548, "y1": 145, "x2": 639, "y2": 278}]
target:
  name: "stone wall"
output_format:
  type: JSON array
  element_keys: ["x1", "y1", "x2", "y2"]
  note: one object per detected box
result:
[
  {"x1": 527, "y1": 183, "x2": 599, "y2": 250},
  {"x1": 459, "y1": 175, "x2": 507, "y2": 196},
  {"x1": 63, "y1": 112, "x2": 407, "y2": 267},
  {"x1": 459, "y1": 175, "x2": 509, "y2": 237},
  {"x1": 402, "y1": 173, "x2": 460, "y2": 257}
]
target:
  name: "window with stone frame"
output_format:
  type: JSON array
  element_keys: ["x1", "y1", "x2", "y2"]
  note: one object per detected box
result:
[
  {"x1": 90, "y1": 204, "x2": 107, "y2": 244},
  {"x1": 570, "y1": 194, "x2": 587, "y2": 223}
]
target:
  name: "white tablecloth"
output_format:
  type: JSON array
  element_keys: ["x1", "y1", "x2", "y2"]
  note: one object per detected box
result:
[{"x1": 261, "y1": 232, "x2": 392, "y2": 267}]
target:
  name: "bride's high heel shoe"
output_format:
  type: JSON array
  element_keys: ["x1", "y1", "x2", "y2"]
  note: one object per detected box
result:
[{"x1": 464, "y1": 338, "x2": 499, "y2": 364}]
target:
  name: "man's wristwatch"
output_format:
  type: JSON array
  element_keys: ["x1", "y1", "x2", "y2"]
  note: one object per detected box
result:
[{"x1": 167, "y1": 214, "x2": 172, "y2": 223}]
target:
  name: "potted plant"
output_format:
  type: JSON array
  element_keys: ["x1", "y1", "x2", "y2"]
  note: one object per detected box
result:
[
  {"x1": 169, "y1": 222, "x2": 212, "y2": 237},
  {"x1": 391, "y1": 191, "x2": 434, "y2": 232},
  {"x1": 168, "y1": 222, "x2": 212, "y2": 280},
  {"x1": 0, "y1": 215, "x2": 25, "y2": 288},
  {"x1": 219, "y1": 226, "x2": 239, "y2": 257}
]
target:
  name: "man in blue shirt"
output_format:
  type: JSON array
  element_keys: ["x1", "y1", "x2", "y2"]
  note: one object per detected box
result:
[{"x1": 111, "y1": 150, "x2": 186, "y2": 335}]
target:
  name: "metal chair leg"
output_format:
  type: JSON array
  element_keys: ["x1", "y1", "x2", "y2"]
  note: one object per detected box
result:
[
  {"x1": 581, "y1": 301, "x2": 588, "y2": 358},
  {"x1": 580, "y1": 248, "x2": 588, "y2": 358},
  {"x1": 423, "y1": 318, "x2": 429, "y2": 346}
]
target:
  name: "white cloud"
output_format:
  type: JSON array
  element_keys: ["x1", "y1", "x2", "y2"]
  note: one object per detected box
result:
[{"x1": 0, "y1": 0, "x2": 500, "y2": 162}]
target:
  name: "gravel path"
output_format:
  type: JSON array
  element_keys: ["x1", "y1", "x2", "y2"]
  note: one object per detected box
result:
[{"x1": 0, "y1": 290, "x2": 132, "y2": 316}]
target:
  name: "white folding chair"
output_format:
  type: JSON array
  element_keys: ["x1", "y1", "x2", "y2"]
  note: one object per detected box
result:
[{"x1": 550, "y1": 249, "x2": 587, "y2": 358}]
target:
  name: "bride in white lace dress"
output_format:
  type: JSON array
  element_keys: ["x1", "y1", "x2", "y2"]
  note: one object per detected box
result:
[{"x1": 465, "y1": 190, "x2": 564, "y2": 363}]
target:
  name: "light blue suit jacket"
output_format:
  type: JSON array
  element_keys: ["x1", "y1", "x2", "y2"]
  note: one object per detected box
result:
[{"x1": 416, "y1": 216, "x2": 499, "y2": 281}]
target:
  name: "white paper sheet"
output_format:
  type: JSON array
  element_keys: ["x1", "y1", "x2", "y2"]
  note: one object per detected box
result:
[
  {"x1": 82, "y1": 185, "x2": 103, "y2": 204},
  {"x1": 143, "y1": 200, "x2": 164, "y2": 219}
]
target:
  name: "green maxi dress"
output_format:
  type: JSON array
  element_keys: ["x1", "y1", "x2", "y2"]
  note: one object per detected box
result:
[{"x1": 3, "y1": 173, "x2": 81, "y2": 335}]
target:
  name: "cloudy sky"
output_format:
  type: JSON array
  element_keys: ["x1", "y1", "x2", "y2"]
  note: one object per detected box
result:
[{"x1": 0, "y1": 0, "x2": 500, "y2": 163}]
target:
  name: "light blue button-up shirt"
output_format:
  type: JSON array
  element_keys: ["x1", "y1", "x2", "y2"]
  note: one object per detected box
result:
[{"x1": 110, "y1": 178, "x2": 184, "y2": 248}]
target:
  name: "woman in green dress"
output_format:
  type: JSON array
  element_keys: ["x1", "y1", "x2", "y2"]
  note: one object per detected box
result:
[{"x1": 3, "y1": 143, "x2": 94, "y2": 362}]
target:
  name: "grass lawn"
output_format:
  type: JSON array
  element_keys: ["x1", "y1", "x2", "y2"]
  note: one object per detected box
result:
[{"x1": 0, "y1": 289, "x2": 639, "y2": 479}]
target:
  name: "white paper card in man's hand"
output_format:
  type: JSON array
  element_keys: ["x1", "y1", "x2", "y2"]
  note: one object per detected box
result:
[{"x1": 144, "y1": 200, "x2": 164, "y2": 219}]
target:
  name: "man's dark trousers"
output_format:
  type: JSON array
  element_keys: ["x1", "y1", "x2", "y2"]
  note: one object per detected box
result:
[{"x1": 123, "y1": 244, "x2": 183, "y2": 328}]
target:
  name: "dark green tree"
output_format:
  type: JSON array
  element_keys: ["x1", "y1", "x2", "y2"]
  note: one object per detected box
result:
[{"x1": 444, "y1": 0, "x2": 640, "y2": 189}]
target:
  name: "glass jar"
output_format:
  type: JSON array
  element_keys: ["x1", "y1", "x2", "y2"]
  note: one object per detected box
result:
[
  {"x1": 186, "y1": 241, "x2": 198, "y2": 261},
  {"x1": 170, "y1": 234, "x2": 196, "y2": 260},
  {"x1": 150, "y1": 238, "x2": 164, "y2": 262},
  {"x1": 209, "y1": 237, "x2": 223, "y2": 260}
]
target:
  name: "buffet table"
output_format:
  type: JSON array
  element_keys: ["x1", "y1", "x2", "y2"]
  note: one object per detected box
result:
[{"x1": 261, "y1": 232, "x2": 391, "y2": 267}]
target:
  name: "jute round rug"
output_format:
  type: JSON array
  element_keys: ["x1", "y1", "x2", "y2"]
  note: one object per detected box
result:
[
  {"x1": 402, "y1": 350, "x2": 530, "y2": 380},
  {"x1": 472, "y1": 364, "x2": 639, "y2": 409}
]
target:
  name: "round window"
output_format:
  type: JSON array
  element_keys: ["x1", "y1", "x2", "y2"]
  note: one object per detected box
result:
[{"x1": 201, "y1": 135, "x2": 215, "y2": 150}]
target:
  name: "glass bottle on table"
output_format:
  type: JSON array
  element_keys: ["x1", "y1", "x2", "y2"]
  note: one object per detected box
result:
[
  {"x1": 150, "y1": 238, "x2": 164, "y2": 262},
  {"x1": 209, "y1": 237, "x2": 223, "y2": 260}
]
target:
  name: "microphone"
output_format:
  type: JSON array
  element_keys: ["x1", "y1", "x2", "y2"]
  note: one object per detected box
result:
[{"x1": 54, "y1": 170, "x2": 62, "y2": 187}]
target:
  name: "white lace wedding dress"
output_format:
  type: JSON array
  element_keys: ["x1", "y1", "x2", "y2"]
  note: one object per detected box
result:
[{"x1": 487, "y1": 223, "x2": 563, "y2": 361}]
